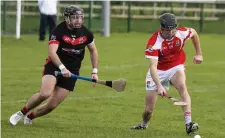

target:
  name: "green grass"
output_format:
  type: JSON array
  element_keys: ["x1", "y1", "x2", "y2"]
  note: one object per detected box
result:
[{"x1": 1, "y1": 33, "x2": 225, "y2": 138}]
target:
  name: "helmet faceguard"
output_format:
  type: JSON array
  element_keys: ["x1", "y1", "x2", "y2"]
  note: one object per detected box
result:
[
  {"x1": 159, "y1": 13, "x2": 178, "y2": 39},
  {"x1": 64, "y1": 5, "x2": 84, "y2": 29},
  {"x1": 160, "y1": 27, "x2": 177, "y2": 40}
]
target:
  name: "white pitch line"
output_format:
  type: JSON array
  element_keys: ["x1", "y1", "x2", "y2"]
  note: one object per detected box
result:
[{"x1": 1, "y1": 95, "x2": 120, "y2": 104}]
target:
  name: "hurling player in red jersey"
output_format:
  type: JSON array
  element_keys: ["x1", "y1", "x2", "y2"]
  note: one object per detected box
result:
[{"x1": 131, "y1": 13, "x2": 203, "y2": 135}]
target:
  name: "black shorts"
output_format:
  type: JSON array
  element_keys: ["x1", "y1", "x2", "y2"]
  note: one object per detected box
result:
[{"x1": 42, "y1": 62, "x2": 79, "y2": 91}]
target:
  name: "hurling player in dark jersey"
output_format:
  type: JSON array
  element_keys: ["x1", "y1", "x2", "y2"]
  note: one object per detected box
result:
[{"x1": 9, "y1": 5, "x2": 99, "y2": 125}]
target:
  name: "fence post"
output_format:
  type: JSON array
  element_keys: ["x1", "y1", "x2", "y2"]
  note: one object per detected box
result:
[
  {"x1": 2, "y1": 1, "x2": 6, "y2": 34},
  {"x1": 102, "y1": 1, "x2": 110, "y2": 37},
  {"x1": 127, "y1": 2, "x2": 131, "y2": 33},
  {"x1": 199, "y1": 3, "x2": 204, "y2": 33},
  {"x1": 16, "y1": 0, "x2": 22, "y2": 39},
  {"x1": 88, "y1": 1, "x2": 92, "y2": 29}
]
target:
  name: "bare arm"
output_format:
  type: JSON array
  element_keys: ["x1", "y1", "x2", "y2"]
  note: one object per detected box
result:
[
  {"x1": 87, "y1": 43, "x2": 98, "y2": 73},
  {"x1": 48, "y1": 44, "x2": 65, "y2": 70},
  {"x1": 148, "y1": 58, "x2": 161, "y2": 86},
  {"x1": 190, "y1": 28, "x2": 202, "y2": 55}
]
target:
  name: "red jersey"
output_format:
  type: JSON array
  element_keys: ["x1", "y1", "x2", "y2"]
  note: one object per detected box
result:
[{"x1": 145, "y1": 27, "x2": 193, "y2": 70}]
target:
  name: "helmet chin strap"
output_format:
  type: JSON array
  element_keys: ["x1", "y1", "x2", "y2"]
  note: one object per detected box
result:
[{"x1": 65, "y1": 17, "x2": 71, "y2": 26}]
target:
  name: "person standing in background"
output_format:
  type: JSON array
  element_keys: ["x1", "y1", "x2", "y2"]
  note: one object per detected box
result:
[{"x1": 38, "y1": 0, "x2": 58, "y2": 41}]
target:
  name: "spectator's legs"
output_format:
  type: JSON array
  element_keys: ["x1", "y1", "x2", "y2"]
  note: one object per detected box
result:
[
  {"x1": 48, "y1": 15, "x2": 57, "y2": 40},
  {"x1": 39, "y1": 13, "x2": 47, "y2": 41}
]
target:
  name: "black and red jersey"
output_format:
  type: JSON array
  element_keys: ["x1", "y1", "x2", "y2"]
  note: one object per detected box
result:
[{"x1": 46, "y1": 21, "x2": 94, "y2": 71}]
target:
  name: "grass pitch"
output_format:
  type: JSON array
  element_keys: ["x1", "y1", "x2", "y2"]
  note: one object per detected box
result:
[{"x1": 1, "y1": 33, "x2": 225, "y2": 138}]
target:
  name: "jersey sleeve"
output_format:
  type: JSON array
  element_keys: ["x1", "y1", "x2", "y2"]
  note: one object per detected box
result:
[
  {"x1": 86, "y1": 30, "x2": 94, "y2": 46},
  {"x1": 145, "y1": 32, "x2": 160, "y2": 60},
  {"x1": 48, "y1": 27, "x2": 61, "y2": 45},
  {"x1": 177, "y1": 27, "x2": 193, "y2": 40}
]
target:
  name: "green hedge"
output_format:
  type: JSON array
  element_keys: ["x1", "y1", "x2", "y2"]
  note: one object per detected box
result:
[{"x1": 1, "y1": 15, "x2": 225, "y2": 35}]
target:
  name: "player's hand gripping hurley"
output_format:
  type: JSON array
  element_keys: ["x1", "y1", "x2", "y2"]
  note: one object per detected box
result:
[{"x1": 55, "y1": 71, "x2": 126, "y2": 92}]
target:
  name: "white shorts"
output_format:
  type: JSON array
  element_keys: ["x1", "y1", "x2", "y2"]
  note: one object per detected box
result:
[{"x1": 146, "y1": 64, "x2": 185, "y2": 91}]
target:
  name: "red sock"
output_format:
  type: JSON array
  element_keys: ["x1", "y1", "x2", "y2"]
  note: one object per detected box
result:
[
  {"x1": 21, "y1": 106, "x2": 29, "y2": 115},
  {"x1": 27, "y1": 112, "x2": 35, "y2": 120}
]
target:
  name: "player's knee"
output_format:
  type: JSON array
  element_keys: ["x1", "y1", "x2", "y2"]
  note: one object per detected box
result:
[
  {"x1": 176, "y1": 83, "x2": 187, "y2": 92},
  {"x1": 38, "y1": 91, "x2": 51, "y2": 100}
]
